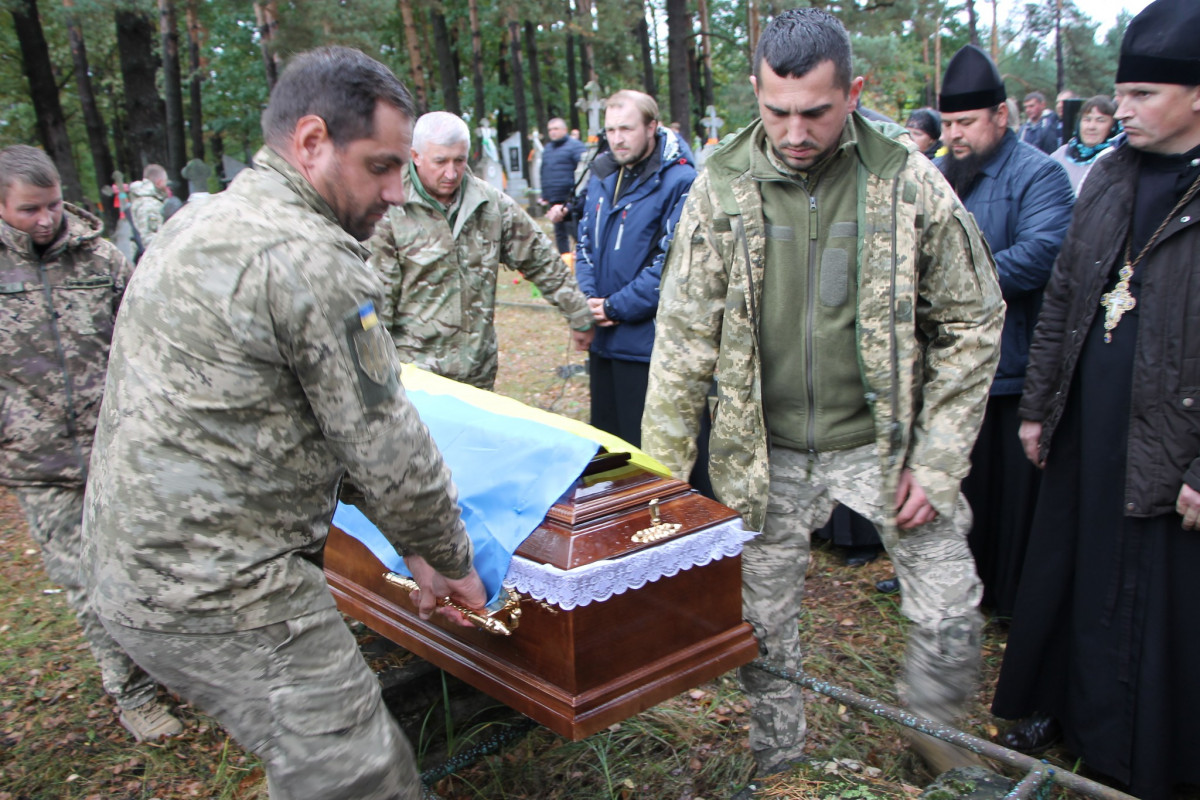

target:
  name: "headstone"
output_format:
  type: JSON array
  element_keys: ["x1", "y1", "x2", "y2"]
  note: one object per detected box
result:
[
  {"x1": 181, "y1": 158, "x2": 212, "y2": 194},
  {"x1": 576, "y1": 80, "x2": 605, "y2": 145},
  {"x1": 221, "y1": 155, "x2": 249, "y2": 185},
  {"x1": 695, "y1": 105, "x2": 724, "y2": 170},
  {"x1": 529, "y1": 130, "x2": 543, "y2": 194},
  {"x1": 500, "y1": 132, "x2": 529, "y2": 201}
]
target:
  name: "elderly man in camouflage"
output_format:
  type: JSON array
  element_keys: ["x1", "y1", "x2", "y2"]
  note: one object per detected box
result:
[
  {"x1": 368, "y1": 111, "x2": 593, "y2": 390},
  {"x1": 81, "y1": 49, "x2": 485, "y2": 800},
  {"x1": 641, "y1": 9, "x2": 1004, "y2": 789},
  {"x1": 0, "y1": 145, "x2": 182, "y2": 742}
]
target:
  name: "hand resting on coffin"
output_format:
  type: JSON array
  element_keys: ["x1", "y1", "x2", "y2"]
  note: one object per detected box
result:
[{"x1": 403, "y1": 554, "x2": 488, "y2": 626}]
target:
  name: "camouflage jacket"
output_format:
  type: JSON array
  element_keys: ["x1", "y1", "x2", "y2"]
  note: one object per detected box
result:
[
  {"x1": 83, "y1": 147, "x2": 472, "y2": 634},
  {"x1": 367, "y1": 167, "x2": 591, "y2": 390},
  {"x1": 642, "y1": 114, "x2": 1004, "y2": 533},
  {"x1": 0, "y1": 206, "x2": 132, "y2": 488},
  {"x1": 127, "y1": 179, "x2": 165, "y2": 248}
]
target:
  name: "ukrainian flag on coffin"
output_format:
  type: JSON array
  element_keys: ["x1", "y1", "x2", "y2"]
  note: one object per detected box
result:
[{"x1": 333, "y1": 364, "x2": 669, "y2": 605}]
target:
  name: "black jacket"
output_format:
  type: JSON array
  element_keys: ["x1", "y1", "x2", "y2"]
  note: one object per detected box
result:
[{"x1": 1020, "y1": 142, "x2": 1200, "y2": 516}]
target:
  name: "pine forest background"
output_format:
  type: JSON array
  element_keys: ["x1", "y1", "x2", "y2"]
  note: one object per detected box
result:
[{"x1": 2, "y1": 0, "x2": 1131, "y2": 228}]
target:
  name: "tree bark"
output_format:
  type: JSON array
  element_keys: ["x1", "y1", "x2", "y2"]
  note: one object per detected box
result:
[
  {"x1": 10, "y1": 0, "x2": 85, "y2": 203},
  {"x1": 523, "y1": 21, "x2": 546, "y2": 134},
  {"x1": 398, "y1": 0, "x2": 428, "y2": 110},
  {"x1": 576, "y1": 0, "x2": 594, "y2": 84},
  {"x1": 507, "y1": 19, "x2": 529, "y2": 180},
  {"x1": 185, "y1": 0, "x2": 204, "y2": 161},
  {"x1": 159, "y1": 0, "x2": 188, "y2": 200},
  {"x1": 966, "y1": 0, "x2": 979, "y2": 46},
  {"x1": 467, "y1": 0, "x2": 486, "y2": 124},
  {"x1": 430, "y1": 10, "x2": 461, "y2": 115},
  {"x1": 635, "y1": 7, "x2": 655, "y2": 98},
  {"x1": 62, "y1": 0, "x2": 116, "y2": 223},
  {"x1": 666, "y1": 0, "x2": 691, "y2": 139},
  {"x1": 116, "y1": 3, "x2": 167, "y2": 173},
  {"x1": 565, "y1": 0, "x2": 579, "y2": 131},
  {"x1": 253, "y1": 1, "x2": 279, "y2": 91},
  {"x1": 697, "y1": 0, "x2": 715, "y2": 110}
]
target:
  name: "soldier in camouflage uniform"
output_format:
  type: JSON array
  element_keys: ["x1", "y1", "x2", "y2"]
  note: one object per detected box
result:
[
  {"x1": 81, "y1": 49, "x2": 485, "y2": 800},
  {"x1": 368, "y1": 111, "x2": 593, "y2": 390},
  {"x1": 0, "y1": 145, "x2": 182, "y2": 742},
  {"x1": 127, "y1": 163, "x2": 167, "y2": 254},
  {"x1": 640, "y1": 9, "x2": 1004, "y2": 786}
]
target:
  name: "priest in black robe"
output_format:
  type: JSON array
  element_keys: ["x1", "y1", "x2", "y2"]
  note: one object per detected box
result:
[{"x1": 992, "y1": 1, "x2": 1200, "y2": 796}]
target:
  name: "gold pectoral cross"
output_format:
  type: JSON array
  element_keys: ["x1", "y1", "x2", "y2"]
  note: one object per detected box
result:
[{"x1": 1100, "y1": 264, "x2": 1137, "y2": 343}]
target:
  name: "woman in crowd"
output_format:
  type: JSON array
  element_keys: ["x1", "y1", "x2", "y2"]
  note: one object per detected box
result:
[
  {"x1": 904, "y1": 108, "x2": 944, "y2": 159},
  {"x1": 1049, "y1": 95, "x2": 1120, "y2": 194}
]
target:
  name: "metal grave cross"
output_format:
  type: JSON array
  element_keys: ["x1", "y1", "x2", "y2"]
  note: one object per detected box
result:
[{"x1": 702, "y1": 105, "x2": 724, "y2": 145}]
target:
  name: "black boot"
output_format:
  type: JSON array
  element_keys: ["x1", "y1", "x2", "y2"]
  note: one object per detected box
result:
[{"x1": 998, "y1": 714, "x2": 1061, "y2": 754}]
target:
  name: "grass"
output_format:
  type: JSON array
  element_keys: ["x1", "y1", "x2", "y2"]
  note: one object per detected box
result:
[{"x1": 1, "y1": 271, "x2": 1098, "y2": 800}]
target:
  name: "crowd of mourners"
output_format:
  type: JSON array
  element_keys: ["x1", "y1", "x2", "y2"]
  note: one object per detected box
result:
[{"x1": 2, "y1": 1, "x2": 1198, "y2": 799}]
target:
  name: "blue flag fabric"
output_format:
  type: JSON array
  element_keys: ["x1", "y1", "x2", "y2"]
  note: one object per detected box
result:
[{"x1": 333, "y1": 388, "x2": 601, "y2": 604}]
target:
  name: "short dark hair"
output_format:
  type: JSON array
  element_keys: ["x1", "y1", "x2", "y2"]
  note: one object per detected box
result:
[
  {"x1": 1080, "y1": 95, "x2": 1116, "y2": 118},
  {"x1": 753, "y1": 7, "x2": 852, "y2": 90},
  {"x1": 261, "y1": 46, "x2": 417, "y2": 149},
  {"x1": 0, "y1": 145, "x2": 60, "y2": 202}
]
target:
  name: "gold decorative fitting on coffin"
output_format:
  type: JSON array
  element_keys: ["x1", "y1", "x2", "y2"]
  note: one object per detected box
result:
[
  {"x1": 632, "y1": 498, "x2": 682, "y2": 543},
  {"x1": 382, "y1": 572, "x2": 522, "y2": 636}
]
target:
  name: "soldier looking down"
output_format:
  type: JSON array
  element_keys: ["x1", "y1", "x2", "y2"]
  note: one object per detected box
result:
[
  {"x1": 81, "y1": 48, "x2": 485, "y2": 800},
  {"x1": 368, "y1": 111, "x2": 593, "y2": 391},
  {"x1": 0, "y1": 144, "x2": 181, "y2": 742},
  {"x1": 640, "y1": 9, "x2": 1004, "y2": 791}
]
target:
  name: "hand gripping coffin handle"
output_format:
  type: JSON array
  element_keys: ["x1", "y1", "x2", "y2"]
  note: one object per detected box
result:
[{"x1": 382, "y1": 573, "x2": 522, "y2": 636}]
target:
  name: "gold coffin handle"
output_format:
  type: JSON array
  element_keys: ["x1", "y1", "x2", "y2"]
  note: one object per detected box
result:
[
  {"x1": 382, "y1": 572, "x2": 521, "y2": 636},
  {"x1": 632, "y1": 497, "x2": 682, "y2": 544}
]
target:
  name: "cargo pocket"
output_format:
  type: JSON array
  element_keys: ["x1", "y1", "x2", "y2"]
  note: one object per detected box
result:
[
  {"x1": 268, "y1": 609, "x2": 381, "y2": 736},
  {"x1": 55, "y1": 275, "x2": 115, "y2": 337}
]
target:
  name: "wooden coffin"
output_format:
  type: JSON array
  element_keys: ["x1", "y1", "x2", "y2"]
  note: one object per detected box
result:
[{"x1": 324, "y1": 453, "x2": 759, "y2": 741}]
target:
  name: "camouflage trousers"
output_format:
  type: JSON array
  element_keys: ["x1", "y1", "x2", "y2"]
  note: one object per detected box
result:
[
  {"x1": 103, "y1": 606, "x2": 421, "y2": 800},
  {"x1": 15, "y1": 485, "x2": 156, "y2": 710},
  {"x1": 740, "y1": 444, "x2": 983, "y2": 770}
]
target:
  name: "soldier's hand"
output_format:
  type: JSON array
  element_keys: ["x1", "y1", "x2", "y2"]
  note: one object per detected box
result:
[
  {"x1": 1018, "y1": 420, "x2": 1045, "y2": 468},
  {"x1": 404, "y1": 555, "x2": 488, "y2": 626},
  {"x1": 1176, "y1": 484, "x2": 1200, "y2": 530},
  {"x1": 895, "y1": 468, "x2": 937, "y2": 530},
  {"x1": 571, "y1": 327, "x2": 594, "y2": 351}
]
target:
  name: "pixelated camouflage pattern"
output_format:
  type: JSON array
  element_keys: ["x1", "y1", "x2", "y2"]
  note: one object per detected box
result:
[
  {"x1": 83, "y1": 146, "x2": 472, "y2": 634},
  {"x1": 0, "y1": 205, "x2": 133, "y2": 487},
  {"x1": 108, "y1": 607, "x2": 422, "y2": 800},
  {"x1": 16, "y1": 485, "x2": 156, "y2": 709},
  {"x1": 740, "y1": 445, "x2": 982, "y2": 762},
  {"x1": 127, "y1": 179, "x2": 165, "y2": 247},
  {"x1": 642, "y1": 115, "x2": 1004, "y2": 536},
  {"x1": 368, "y1": 169, "x2": 591, "y2": 390}
]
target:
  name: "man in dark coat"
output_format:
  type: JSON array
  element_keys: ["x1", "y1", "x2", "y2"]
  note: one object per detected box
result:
[
  {"x1": 936, "y1": 45, "x2": 1074, "y2": 618},
  {"x1": 539, "y1": 117, "x2": 587, "y2": 254},
  {"x1": 1018, "y1": 91, "x2": 1059, "y2": 153},
  {"x1": 992, "y1": 1, "x2": 1200, "y2": 796},
  {"x1": 575, "y1": 90, "x2": 695, "y2": 446}
]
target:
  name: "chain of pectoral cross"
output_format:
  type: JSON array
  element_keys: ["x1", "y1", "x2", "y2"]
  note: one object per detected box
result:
[{"x1": 1101, "y1": 169, "x2": 1200, "y2": 343}]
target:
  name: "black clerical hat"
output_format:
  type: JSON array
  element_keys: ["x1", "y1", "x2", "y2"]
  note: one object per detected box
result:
[
  {"x1": 939, "y1": 45, "x2": 1006, "y2": 113},
  {"x1": 1116, "y1": 0, "x2": 1200, "y2": 85}
]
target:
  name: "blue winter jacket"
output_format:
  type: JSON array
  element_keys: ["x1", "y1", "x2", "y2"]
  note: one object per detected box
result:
[
  {"x1": 540, "y1": 136, "x2": 587, "y2": 204},
  {"x1": 576, "y1": 128, "x2": 696, "y2": 363},
  {"x1": 939, "y1": 129, "x2": 1074, "y2": 395}
]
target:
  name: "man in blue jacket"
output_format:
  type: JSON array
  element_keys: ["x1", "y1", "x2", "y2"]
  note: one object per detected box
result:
[
  {"x1": 540, "y1": 117, "x2": 587, "y2": 255},
  {"x1": 935, "y1": 45, "x2": 1074, "y2": 617},
  {"x1": 576, "y1": 90, "x2": 696, "y2": 445}
]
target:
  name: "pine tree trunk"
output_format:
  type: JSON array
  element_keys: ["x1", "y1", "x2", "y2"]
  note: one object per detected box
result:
[
  {"x1": 116, "y1": 3, "x2": 167, "y2": 172},
  {"x1": 565, "y1": 0, "x2": 579, "y2": 131},
  {"x1": 508, "y1": 19, "x2": 529, "y2": 181},
  {"x1": 398, "y1": 0, "x2": 428, "y2": 110},
  {"x1": 666, "y1": 0, "x2": 691, "y2": 139},
  {"x1": 186, "y1": 0, "x2": 205, "y2": 161},
  {"x1": 635, "y1": 8, "x2": 655, "y2": 98},
  {"x1": 577, "y1": 0, "x2": 594, "y2": 84},
  {"x1": 468, "y1": 0, "x2": 486, "y2": 125},
  {"x1": 10, "y1": 0, "x2": 85, "y2": 203},
  {"x1": 430, "y1": 10, "x2": 461, "y2": 115},
  {"x1": 253, "y1": 1, "x2": 279, "y2": 90},
  {"x1": 159, "y1": 0, "x2": 188, "y2": 200},
  {"x1": 697, "y1": 0, "x2": 715, "y2": 110},
  {"x1": 523, "y1": 21, "x2": 546, "y2": 134},
  {"x1": 62, "y1": 0, "x2": 116, "y2": 224}
]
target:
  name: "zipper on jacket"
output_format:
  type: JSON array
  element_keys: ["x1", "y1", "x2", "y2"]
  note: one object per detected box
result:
[
  {"x1": 614, "y1": 209, "x2": 627, "y2": 251},
  {"x1": 36, "y1": 258, "x2": 88, "y2": 480},
  {"x1": 805, "y1": 193, "x2": 818, "y2": 452}
]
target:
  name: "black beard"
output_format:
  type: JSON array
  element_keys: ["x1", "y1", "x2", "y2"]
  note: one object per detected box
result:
[{"x1": 940, "y1": 148, "x2": 992, "y2": 198}]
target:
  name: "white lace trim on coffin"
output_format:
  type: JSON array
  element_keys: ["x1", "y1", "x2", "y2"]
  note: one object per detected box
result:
[{"x1": 503, "y1": 518, "x2": 755, "y2": 610}]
